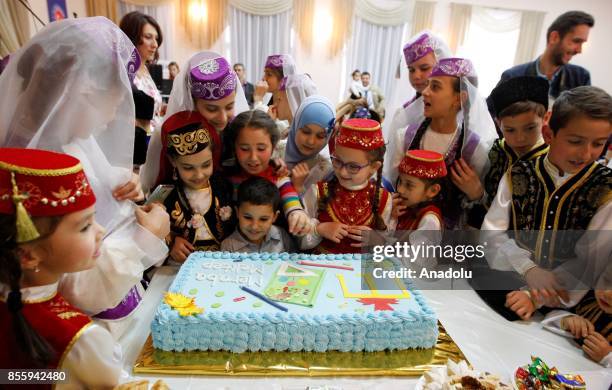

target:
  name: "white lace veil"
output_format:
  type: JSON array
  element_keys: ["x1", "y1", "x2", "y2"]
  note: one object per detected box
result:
[
  {"x1": 285, "y1": 73, "x2": 318, "y2": 117},
  {"x1": 0, "y1": 17, "x2": 138, "y2": 230}
]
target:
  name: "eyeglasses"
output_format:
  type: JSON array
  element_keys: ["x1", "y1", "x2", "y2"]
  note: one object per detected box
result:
[{"x1": 330, "y1": 156, "x2": 370, "y2": 175}]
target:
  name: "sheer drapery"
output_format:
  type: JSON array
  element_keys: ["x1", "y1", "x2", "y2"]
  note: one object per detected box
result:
[
  {"x1": 448, "y1": 2, "x2": 471, "y2": 53},
  {"x1": 117, "y1": 0, "x2": 174, "y2": 61},
  {"x1": 229, "y1": 6, "x2": 292, "y2": 83},
  {"x1": 0, "y1": 0, "x2": 31, "y2": 56},
  {"x1": 514, "y1": 10, "x2": 545, "y2": 65},
  {"x1": 120, "y1": 0, "x2": 172, "y2": 5},
  {"x1": 86, "y1": 0, "x2": 118, "y2": 23},
  {"x1": 178, "y1": 0, "x2": 227, "y2": 49},
  {"x1": 345, "y1": 16, "x2": 406, "y2": 102},
  {"x1": 411, "y1": 0, "x2": 435, "y2": 36},
  {"x1": 293, "y1": 0, "x2": 314, "y2": 53},
  {"x1": 329, "y1": 0, "x2": 354, "y2": 58},
  {"x1": 471, "y1": 6, "x2": 520, "y2": 33},
  {"x1": 354, "y1": 0, "x2": 412, "y2": 26},
  {"x1": 228, "y1": 0, "x2": 291, "y2": 15}
]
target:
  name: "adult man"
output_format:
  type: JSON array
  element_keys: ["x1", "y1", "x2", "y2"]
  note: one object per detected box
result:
[
  {"x1": 361, "y1": 71, "x2": 385, "y2": 120},
  {"x1": 496, "y1": 11, "x2": 594, "y2": 100},
  {"x1": 233, "y1": 63, "x2": 255, "y2": 108}
]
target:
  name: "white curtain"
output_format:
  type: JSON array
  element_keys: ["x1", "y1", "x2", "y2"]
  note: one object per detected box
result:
[
  {"x1": 228, "y1": 0, "x2": 291, "y2": 15},
  {"x1": 345, "y1": 16, "x2": 407, "y2": 103},
  {"x1": 0, "y1": 0, "x2": 31, "y2": 56},
  {"x1": 448, "y1": 3, "x2": 472, "y2": 53},
  {"x1": 117, "y1": 0, "x2": 174, "y2": 61},
  {"x1": 229, "y1": 6, "x2": 292, "y2": 83},
  {"x1": 514, "y1": 10, "x2": 545, "y2": 65},
  {"x1": 354, "y1": 0, "x2": 412, "y2": 26},
  {"x1": 471, "y1": 7, "x2": 521, "y2": 33},
  {"x1": 411, "y1": 0, "x2": 435, "y2": 36}
]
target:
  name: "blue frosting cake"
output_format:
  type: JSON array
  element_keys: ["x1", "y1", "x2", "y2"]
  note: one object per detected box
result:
[{"x1": 151, "y1": 251, "x2": 438, "y2": 353}]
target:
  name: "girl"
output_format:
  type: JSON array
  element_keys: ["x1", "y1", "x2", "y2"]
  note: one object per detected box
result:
[
  {"x1": 283, "y1": 96, "x2": 335, "y2": 195},
  {"x1": 224, "y1": 110, "x2": 312, "y2": 236},
  {"x1": 156, "y1": 111, "x2": 236, "y2": 262},
  {"x1": 300, "y1": 118, "x2": 392, "y2": 254},
  {"x1": 142, "y1": 51, "x2": 250, "y2": 192},
  {"x1": 0, "y1": 148, "x2": 122, "y2": 387},
  {"x1": 384, "y1": 31, "x2": 451, "y2": 184},
  {"x1": 394, "y1": 58, "x2": 496, "y2": 229}
]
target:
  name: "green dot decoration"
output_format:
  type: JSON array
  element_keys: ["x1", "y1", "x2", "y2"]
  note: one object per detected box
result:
[
  {"x1": 211, "y1": 303, "x2": 222, "y2": 308},
  {"x1": 253, "y1": 301, "x2": 263, "y2": 308},
  {"x1": 188, "y1": 288, "x2": 198, "y2": 295},
  {"x1": 215, "y1": 291, "x2": 225, "y2": 297}
]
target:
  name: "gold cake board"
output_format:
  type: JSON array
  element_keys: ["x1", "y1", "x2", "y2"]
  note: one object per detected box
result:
[{"x1": 133, "y1": 322, "x2": 467, "y2": 377}]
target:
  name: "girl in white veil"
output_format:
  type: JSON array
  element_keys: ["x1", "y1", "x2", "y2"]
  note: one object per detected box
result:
[
  {"x1": 0, "y1": 17, "x2": 169, "y2": 337},
  {"x1": 141, "y1": 51, "x2": 249, "y2": 192}
]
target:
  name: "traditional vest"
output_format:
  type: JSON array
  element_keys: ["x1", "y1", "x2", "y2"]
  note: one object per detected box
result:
[
  {"x1": 0, "y1": 293, "x2": 92, "y2": 374},
  {"x1": 484, "y1": 139, "x2": 549, "y2": 208},
  {"x1": 164, "y1": 174, "x2": 235, "y2": 252},
  {"x1": 396, "y1": 203, "x2": 442, "y2": 231},
  {"x1": 316, "y1": 181, "x2": 390, "y2": 254},
  {"x1": 572, "y1": 290, "x2": 611, "y2": 343},
  {"x1": 509, "y1": 157, "x2": 611, "y2": 266}
]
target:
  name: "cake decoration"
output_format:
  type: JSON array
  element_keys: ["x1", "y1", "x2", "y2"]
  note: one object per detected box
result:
[
  {"x1": 264, "y1": 263, "x2": 325, "y2": 307},
  {"x1": 163, "y1": 292, "x2": 203, "y2": 317}
]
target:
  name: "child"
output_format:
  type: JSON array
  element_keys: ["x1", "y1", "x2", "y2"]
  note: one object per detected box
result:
[
  {"x1": 224, "y1": 110, "x2": 312, "y2": 237},
  {"x1": 483, "y1": 86, "x2": 612, "y2": 304},
  {"x1": 388, "y1": 58, "x2": 497, "y2": 229},
  {"x1": 0, "y1": 148, "x2": 122, "y2": 387},
  {"x1": 221, "y1": 177, "x2": 295, "y2": 253},
  {"x1": 484, "y1": 76, "x2": 550, "y2": 208},
  {"x1": 300, "y1": 118, "x2": 392, "y2": 253},
  {"x1": 157, "y1": 111, "x2": 236, "y2": 262},
  {"x1": 284, "y1": 95, "x2": 335, "y2": 195}
]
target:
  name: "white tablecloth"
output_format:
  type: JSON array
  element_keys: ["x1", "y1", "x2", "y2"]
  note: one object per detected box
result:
[{"x1": 117, "y1": 267, "x2": 611, "y2": 389}]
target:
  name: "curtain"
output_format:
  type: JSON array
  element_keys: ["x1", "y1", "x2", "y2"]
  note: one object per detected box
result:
[
  {"x1": 117, "y1": 0, "x2": 174, "y2": 61},
  {"x1": 178, "y1": 0, "x2": 227, "y2": 50},
  {"x1": 0, "y1": 0, "x2": 31, "y2": 56},
  {"x1": 411, "y1": 0, "x2": 435, "y2": 36},
  {"x1": 228, "y1": 0, "x2": 291, "y2": 15},
  {"x1": 329, "y1": 0, "x2": 354, "y2": 58},
  {"x1": 354, "y1": 0, "x2": 412, "y2": 26},
  {"x1": 514, "y1": 10, "x2": 545, "y2": 65},
  {"x1": 448, "y1": 3, "x2": 471, "y2": 53},
  {"x1": 86, "y1": 0, "x2": 118, "y2": 23},
  {"x1": 293, "y1": 0, "x2": 314, "y2": 53},
  {"x1": 471, "y1": 6, "x2": 520, "y2": 33},
  {"x1": 121, "y1": 0, "x2": 172, "y2": 5},
  {"x1": 229, "y1": 6, "x2": 292, "y2": 83},
  {"x1": 346, "y1": 16, "x2": 406, "y2": 101}
]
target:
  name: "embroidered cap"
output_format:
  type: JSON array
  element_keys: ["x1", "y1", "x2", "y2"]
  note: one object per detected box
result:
[
  {"x1": 0, "y1": 148, "x2": 96, "y2": 242},
  {"x1": 264, "y1": 54, "x2": 295, "y2": 90},
  {"x1": 403, "y1": 32, "x2": 437, "y2": 65},
  {"x1": 489, "y1": 76, "x2": 550, "y2": 118},
  {"x1": 430, "y1": 57, "x2": 476, "y2": 79},
  {"x1": 335, "y1": 118, "x2": 385, "y2": 151},
  {"x1": 399, "y1": 150, "x2": 447, "y2": 179},
  {"x1": 190, "y1": 56, "x2": 237, "y2": 100}
]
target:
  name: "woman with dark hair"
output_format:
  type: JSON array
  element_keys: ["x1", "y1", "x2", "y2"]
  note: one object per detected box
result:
[{"x1": 120, "y1": 11, "x2": 164, "y2": 134}]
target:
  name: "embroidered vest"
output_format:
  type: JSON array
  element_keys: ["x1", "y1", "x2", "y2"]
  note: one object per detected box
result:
[
  {"x1": 0, "y1": 293, "x2": 91, "y2": 373},
  {"x1": 509, "y1": 157, "x2": 611, "y2": 266},
  {"x1": 396, "y1": 204, "x2": 443, "y2": 231},
  {"x1": 316, "y1": 181, "x2": 390, "y2": 254},
  {"x1": 484, "y1": 139, "x2": 548, "y2": 208}
]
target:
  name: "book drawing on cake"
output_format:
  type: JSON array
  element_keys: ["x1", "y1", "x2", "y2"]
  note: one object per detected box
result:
[{"x1": 152, "y1": 251, "x2": 438, "y2": 353}]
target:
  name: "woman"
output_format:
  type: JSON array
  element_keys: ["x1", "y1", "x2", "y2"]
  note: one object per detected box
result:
[
  {"x1": 141, "y1": 51, "x2": 250, "y2": 191},
  {"x1": 120, "y1": 11, "x2": 164, "y2": 134}
]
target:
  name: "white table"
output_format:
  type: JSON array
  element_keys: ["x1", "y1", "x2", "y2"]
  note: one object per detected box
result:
[{"x1": 117, "y1": 267, "x2": 611, "y2": 389}]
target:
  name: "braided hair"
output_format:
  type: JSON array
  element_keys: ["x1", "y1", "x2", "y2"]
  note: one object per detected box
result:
[{"x1": 0, "y1": 214, "x2": 56, "y2": 367}]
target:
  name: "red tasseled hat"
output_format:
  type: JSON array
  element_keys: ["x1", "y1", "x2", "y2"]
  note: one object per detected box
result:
[
  {"x1": 335, "y1": 118, "x2": 385, "y2": 151},
  {"x1": 399, "y1": 150, "x2": 447, "y2": 179}
]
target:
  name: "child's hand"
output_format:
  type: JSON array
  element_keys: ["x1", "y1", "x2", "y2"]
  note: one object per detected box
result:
[
  {"x1": 317, "y1": 222, "x2": 349, "y2": 243},
  {"x1": 254, "y1": 80, "x2": 268, "y2": 103},
  {"x1": 524, "y1": 266, "x2": 569, "y2": 304},
  {"x1": 271, "y1": 158, "x2": 289, "y2": 177},
  {"x1": 450, "y1": 158, "x2": 484, "y2": 201},
  {"x1": 135, "y1": 203, "x2": 171, "y2": 240},
  {"x1": 170, "y1": 236, "x2": 195, "y2": 263},
  {"x1": 348, "y1": 225, "x2": 373, "y2": 247},
  {"x1": 561, "y1": 315, "x2": 594, "y2": 339},
  {"x1": 583, "y1": 332, "x2": 611, "y2": 362},
  {"x1": 391, "y1": 193, "x2": 407, "y2": 220},
  {"x1": 287, "y1": 210, "x2": 311, "y2": 236},
  {"x1": 505, "y1": 291, "x2": 536, "y2": 320},
  {"x1": 291, "y1": 163, "x2": 310, "y2": 194},
  {"x1": 113, "y1": 172, "x2": 145, "y2": 202}
]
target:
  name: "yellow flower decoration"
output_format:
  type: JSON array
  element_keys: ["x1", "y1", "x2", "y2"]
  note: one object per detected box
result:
[{"x1": 164, "y1": 292, "x2": 204, "y2": 316}]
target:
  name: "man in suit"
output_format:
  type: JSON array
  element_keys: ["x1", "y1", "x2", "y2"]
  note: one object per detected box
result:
[{"x1": 234, "y1": 63, "x2": 255, "y2": 108}]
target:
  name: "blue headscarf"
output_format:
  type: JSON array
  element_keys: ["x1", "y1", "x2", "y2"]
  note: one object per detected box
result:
[{"x1": 284, "y1": 95, "x2": 335, "y2": 169}]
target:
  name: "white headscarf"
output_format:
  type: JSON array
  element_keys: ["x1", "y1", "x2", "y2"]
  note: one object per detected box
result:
[{"x1": 0, "y1": 17, "x2": 138, "y2": 230}]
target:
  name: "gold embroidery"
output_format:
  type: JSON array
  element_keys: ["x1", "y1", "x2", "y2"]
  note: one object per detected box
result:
[
  {"x1": 51, "y1": 186, "x2": 72, "y2": 200},
  {"x1": 168, "y1": 128, "x2": 211, "y2": 156},
  {"x1": 57, "y1": 311, "x2": 83, "y2": 320}
]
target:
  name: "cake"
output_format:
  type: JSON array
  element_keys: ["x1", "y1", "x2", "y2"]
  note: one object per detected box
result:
[{"x1": 151, "y1": 251, "x2": 438, "y2": 353}]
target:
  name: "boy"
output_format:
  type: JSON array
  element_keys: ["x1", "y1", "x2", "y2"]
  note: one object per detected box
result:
[
  {"x1": 484, "y1": 76, "x2": 550, "y2": 208},
  {"x1": 221, "y1": 177, "x2": 295, "y2": 253},
  {"x1": 482, "y1": 86, "x2": 612, "y2": 309}
]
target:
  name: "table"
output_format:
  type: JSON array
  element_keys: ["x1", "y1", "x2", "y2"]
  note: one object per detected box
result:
[{"x1": 117, "y1": 267, "x2": 611, "y2": 389}]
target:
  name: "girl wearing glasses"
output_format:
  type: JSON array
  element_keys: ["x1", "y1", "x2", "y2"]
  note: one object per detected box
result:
[{"x1": 300, "y1": 118, "x2": 391, "y2": 253}]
